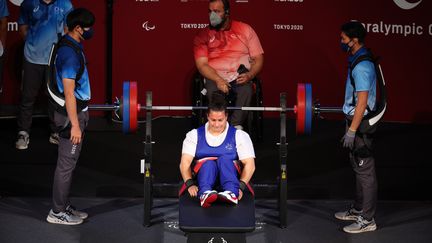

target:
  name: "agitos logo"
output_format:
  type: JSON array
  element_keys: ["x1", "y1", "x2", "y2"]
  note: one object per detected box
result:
[
  {"x1": 142, "y1": 21, "x2": 156, "y2": 31},
  {"x1": 393, "y1": 0, "x2": 422, "y2": 10}
]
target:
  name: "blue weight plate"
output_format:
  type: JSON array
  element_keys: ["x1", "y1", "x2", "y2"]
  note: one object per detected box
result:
[
  {"x1": 305, "y1": 83, "x2": 312, "y2": 135},
  {"x1": 122, "y1": 81, "x2": 130, "y2": 134}
]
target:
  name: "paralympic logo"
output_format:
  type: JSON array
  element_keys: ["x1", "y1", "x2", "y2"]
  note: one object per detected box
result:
[
  {"x1": 393, "y1": 0, "x2": 422, "y2": 10},
  {"x1": 142, "y1": 21, "x2": 156, "y2": 31}
]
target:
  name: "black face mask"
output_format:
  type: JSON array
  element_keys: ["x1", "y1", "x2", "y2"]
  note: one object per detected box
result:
[
  {"x1": 340, "y1": 40, "x2": 353, "y2": 53},
  {"x1": 81, "y1": 27, "x2": 94, "y2": 40}
]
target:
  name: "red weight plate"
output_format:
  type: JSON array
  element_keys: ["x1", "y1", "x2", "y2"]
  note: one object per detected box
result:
[
  {"x1": 129, "y1": 81, "x2": 138, "y2": 133},
  {"x1": 296, "y1": 83, "x2": 306, "y2": 134}
]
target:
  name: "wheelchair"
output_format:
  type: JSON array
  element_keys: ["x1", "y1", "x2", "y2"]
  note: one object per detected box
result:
[{"x1": 191, "y1": 71, "x2": 264, "y2": 142}]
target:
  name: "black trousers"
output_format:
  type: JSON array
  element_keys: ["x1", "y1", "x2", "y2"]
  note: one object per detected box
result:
[
  {"x1": 0, "y1": 55, "x2": 4, "y2": 93},
  {"x1": 17, "y1": 59, "x2": 56, "y2": 133},
  {"x1": 347, "y1": 122, "x2": 378, "y2": 220},
  {"x1": 52, "y1": 110, "x2": 89, "y2": 212},
  {"x1": 204, "y1": 79, "x2": 252, "y2": 127}
]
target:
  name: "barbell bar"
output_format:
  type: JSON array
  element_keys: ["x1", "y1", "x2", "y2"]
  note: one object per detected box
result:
[
  {"x1": 148, "y1": 106, "x2": 293, "y2": 111},
  {"x1": 89, "y1": 105, "x2": 292, "y2": 111},
  {"x1": 87, "y1": 81, "x2": 343, "y2": 134}
]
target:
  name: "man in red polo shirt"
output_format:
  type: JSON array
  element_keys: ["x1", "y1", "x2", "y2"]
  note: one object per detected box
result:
[{"x1": 193, "y1": 0, "x2": 264, "y2": 130}]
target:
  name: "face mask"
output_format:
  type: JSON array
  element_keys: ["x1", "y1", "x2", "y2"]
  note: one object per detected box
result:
[
  {"x1": 340, "y1": 40, "x2": 352, "y2": 53},
  {"x1": 81, "y1": 27, "x2": 94, "y2": 40},
  {"x1": 209, "y1": 11, "x2": 223, "y2": 27}
]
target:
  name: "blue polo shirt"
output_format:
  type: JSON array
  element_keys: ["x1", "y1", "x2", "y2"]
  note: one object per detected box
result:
[
  {"x1": 55, "y1": 35, "x2": 91, "y2": 101},
  {"x1": 0, "y1": 0, "x2": 8, "y2": 56},
  {"x1": 18, "y1": 0, "x2": 73, "y2": 65},
  {"x1": 343, "y1": 47, "x2": 377, "y2": 116},
  {"x1": 0, "y1": 0, "x2": 8, "y2": 18}
]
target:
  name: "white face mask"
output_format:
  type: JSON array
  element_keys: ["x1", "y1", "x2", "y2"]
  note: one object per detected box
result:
[{"x1": 209, "y1": 11, "x2": 223, "y2": 27}]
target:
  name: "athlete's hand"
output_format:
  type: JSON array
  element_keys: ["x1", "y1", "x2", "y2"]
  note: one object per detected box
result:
[
  {"x1": 188, "y1": 185, "x2": 198, "y2": 197},
  {"x1": 238, "y1": 189, "x2": 243, "y2": 200}
]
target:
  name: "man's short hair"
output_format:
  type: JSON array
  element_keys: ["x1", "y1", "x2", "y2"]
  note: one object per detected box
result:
[
  {"x1": 208, "y1": 91, "x2": 227, "y2": 113},
  {"x1": 341, "y1": 21, "x2": 367, "y2": 43},
  {"x1": 67, "y1": 8, "x2": 95, "y2": 30},
  {"x1": 209, "y1": 0, "x2": 230, "y2": 15}
]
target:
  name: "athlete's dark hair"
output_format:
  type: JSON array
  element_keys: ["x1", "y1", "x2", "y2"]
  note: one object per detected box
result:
[
  {"x1": 341, "y1": 21, "x2": 367, "y2": 44},
  {"x1": 67, "y1": 8, "x2": 95, "y2": 30},
  {"x1": 208, "y1": 91, "x2": 228, "y2": 113}
]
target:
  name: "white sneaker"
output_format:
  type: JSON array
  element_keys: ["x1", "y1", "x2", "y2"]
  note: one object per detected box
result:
[
  {"x1": 335, "y1": 207, "x2": 362, "y2": 221},
  {"x1": 66, "y1": 205, "x2": 88, "y2": 219},
  {"x1": 200, "y1": 190, "x2": 218, "y2": 208},
  {"x1": 46, "y1": 209, "x2": 83, "y2": 225},
  {"x1": 15, "y1": 131, "x2": 29, "y2": 150},
  {"x1": 343, "y1": 216, "x2": 377, "y2": 233},
  {"x1": 217, "y1": 191, "x2": 238, "y2": 205}
]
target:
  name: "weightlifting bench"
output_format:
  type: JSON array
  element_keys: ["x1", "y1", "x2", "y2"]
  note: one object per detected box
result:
[
  {"x1": 178, "y1": 158, "x2": 256, "y2": 235},
  {"x1": 179, "y1": 191, "x2": 255, "y2": 233}
]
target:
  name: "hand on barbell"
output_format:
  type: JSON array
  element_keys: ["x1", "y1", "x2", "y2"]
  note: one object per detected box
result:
[{"x1": 341, "y1": 129, "x2": 356, "y2": 149}]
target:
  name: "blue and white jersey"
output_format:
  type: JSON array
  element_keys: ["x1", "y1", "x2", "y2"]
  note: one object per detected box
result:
[
  {"x1": 182, "y1": 123, "x2": 255, "y2": 160},
  {"x1": 195, "y1": 125, "x2": 238, "y2": 161},
  {"x1": 55, "y1": 35, "x2": 90, "y2": 101},
  {"x1": 0, "y1": 0, "x2": 9, "y2": 18},
  {"x1": 18, "y1": 0, "x2": 73, "y2": 64},
  {"x1": 343, "y1": 47, "x2": 377, "y2": 116}
]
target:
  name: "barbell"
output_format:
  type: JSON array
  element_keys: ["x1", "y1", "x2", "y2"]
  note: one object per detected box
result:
[{"x1": 88, "y1": 81, "x2": 343, "y2": 134}]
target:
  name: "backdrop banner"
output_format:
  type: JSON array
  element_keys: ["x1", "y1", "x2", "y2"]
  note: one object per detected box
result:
[{"x1": 2, "y1": 0, "x2": 431, "y2": 123}]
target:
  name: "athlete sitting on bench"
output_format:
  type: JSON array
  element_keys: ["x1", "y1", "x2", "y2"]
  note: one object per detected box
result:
[{"x1": 180, "y1": 91, "x2": 255, "y2": 207}]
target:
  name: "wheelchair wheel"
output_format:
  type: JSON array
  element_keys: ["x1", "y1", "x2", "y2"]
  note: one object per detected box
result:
[
  {"x1": 191, "y1": 72, "x2": 264, "y2": 142},
  {"x1": 246, "y1": 78, "x2": 264, "y2": 142},
  {"x1": 191, "y1": 72, "x2": 207, "y2": 128}
]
